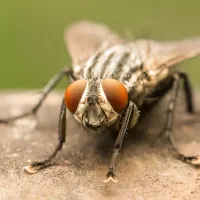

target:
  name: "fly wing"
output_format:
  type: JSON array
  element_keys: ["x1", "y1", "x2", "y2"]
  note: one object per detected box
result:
[
  {"x1": 64, "y1": 21, "x2": 125, "y2": 66},
  {"x1": 133, "y1": 38, "x2": 200, "y2": 71}
]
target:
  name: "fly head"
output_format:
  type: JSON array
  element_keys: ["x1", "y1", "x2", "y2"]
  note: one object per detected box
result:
[{"x1": 64, "y1": 78, "x2": 129, "y2": 132}]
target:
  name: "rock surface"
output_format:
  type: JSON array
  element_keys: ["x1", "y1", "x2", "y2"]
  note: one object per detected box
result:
[{"x1": 0, "y1": 91, "x2": 200, "y2": 200}]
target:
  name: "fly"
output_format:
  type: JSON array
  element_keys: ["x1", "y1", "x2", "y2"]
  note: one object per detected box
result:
[{"x1": 1, "y1": 21, "x2": 200, "y2": 182}]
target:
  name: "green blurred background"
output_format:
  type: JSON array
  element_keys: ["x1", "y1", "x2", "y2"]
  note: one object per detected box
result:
[{"x1": 0, "y1": 0, "x2": 200, "y2": 89}]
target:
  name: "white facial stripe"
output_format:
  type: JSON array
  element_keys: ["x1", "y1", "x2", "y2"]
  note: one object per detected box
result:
[
  {"x1": 74, "y1": 79, "x2": 119, "y2": 127},
  {"x1": 98, "y1": 79, "x2": 119, "y2": 125}
]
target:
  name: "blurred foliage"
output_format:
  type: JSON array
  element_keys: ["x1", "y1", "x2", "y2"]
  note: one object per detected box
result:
[{"x1": 0, "y1": 0, "x2": 200, "y2": 89}]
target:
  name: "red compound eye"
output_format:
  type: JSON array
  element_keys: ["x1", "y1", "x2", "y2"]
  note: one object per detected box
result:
[
  {"x1": 65, "y1": 80, "x2": 87, "y2": 113},
  {"x1": 102, "y1": 79, "x2": 128, "y2": 113}
]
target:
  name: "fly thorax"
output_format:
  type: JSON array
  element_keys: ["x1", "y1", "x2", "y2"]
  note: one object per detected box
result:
[{"x1": 142, "y1": 68, "x2": 169, "y2": 87}]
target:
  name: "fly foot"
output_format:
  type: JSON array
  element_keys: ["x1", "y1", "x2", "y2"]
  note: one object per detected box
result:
[
  {"x1": 103, "y1": 170, "x2": 118, "y2": 183},
  {"x1": 23, "y1": 159, "x2": 51, "y2": 174},
  {"x1": 181, "y1": 155, "x2": 200, "y2": 165}
]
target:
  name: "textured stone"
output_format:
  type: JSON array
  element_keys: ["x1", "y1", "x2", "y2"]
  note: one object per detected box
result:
[{"x1": 0, "y1": 91, "x2": 200, "y2": 200}]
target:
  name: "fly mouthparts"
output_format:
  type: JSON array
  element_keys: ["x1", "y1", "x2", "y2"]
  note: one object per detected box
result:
[
  {"x1": 85, "y1": 122, "x2": 102, "y2": 131},
  {"x1": 87, "y1": 95, "x2": 99, "y2": 105}
]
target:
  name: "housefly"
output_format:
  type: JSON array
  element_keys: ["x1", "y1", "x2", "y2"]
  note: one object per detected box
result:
[{"x1": 0, "y1": 21, "x2": 200, "y2": 182}]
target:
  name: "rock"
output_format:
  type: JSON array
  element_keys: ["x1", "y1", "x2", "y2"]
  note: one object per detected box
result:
[{"x1": 0, "y1": 91, "x2": 200, "y2": 200}]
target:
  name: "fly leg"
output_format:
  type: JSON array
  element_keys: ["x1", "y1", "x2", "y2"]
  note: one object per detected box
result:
[
  {"x1": 0, "y1": 67, "x2": 75, "y2": 124},
  {"x1": 161, "y1": 72, "x2": 194, "y2": 139},
  {"x1": 103, "y1": 101, "x2": 134, "y2": 183},
  {"x1": 24, "y1": 98, "x2": 67, "y2": 173},
  {"x1": 177, "y1": 72, "x2": 200, "y2": 165},
  {"x1": 161, "y1": 73, "x2": 180, "y2": 140},
  {"x1": 161, "y1": 72, "x2": 200, "y2": 165},
  {"x1": 179, "y1": 72, "x2": 194, "y2": 113}
]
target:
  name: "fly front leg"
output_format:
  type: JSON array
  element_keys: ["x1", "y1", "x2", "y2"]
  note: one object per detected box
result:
[
  {"x1": 0, "y1": 67, "x2": 75, "y2": 124},
  {"x1": 103, "y1": 101, "x2": 134, "y2": 183},
  {"x1": 24, "y1": 98, "x2": 67, "y2": 173}
]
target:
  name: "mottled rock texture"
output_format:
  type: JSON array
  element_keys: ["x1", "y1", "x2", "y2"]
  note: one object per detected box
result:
[{"x1": 0, "y1": 91, "x2": 200, "y2": 200}]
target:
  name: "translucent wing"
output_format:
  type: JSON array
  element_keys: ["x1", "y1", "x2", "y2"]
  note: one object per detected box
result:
[
  {"x1": 64, "y1": 21, "x2": 125, "y2": 66},
  {"x1": 132, "y1": 38, "x2": 200, "y2": 71}
]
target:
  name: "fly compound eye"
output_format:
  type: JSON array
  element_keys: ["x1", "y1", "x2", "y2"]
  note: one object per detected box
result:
[
  {"x1": 102, "y1": 79, "x2": 128, "y2": 113},
  {"x1": 65, "y1": 80, "x2": 87, "y2": 113}
]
